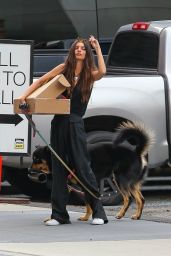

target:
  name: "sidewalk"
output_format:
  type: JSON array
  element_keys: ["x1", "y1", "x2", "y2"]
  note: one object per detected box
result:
[
  {"x1": 0, "y1": 203, "x2": 171, "y2": 256},
  {"x1": 0, "y1": 240, "x2": 171, "y2": 256}
]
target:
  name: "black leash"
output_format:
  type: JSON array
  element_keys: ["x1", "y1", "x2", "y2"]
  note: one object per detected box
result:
[{"x1": 19, "y1": 103, "x2": 99, "y2": 200}]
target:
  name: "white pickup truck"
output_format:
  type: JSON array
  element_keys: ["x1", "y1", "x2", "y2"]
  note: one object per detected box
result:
[{"x1": 3, "y1": 20, "x2": 171, "y2": 204}]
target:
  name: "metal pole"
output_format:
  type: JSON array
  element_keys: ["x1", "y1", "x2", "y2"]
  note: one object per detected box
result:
[{"x1": 95, "y1": 0, "x2": 99, "y2": 40}]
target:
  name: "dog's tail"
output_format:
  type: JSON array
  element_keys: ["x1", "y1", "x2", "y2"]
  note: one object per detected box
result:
[{"x1": 114, "y1": 121, "x2": 154, "y2": 155}]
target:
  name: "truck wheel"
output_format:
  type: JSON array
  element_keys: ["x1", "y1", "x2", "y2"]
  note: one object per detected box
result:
[
  {"x1": 4, "y1": 166, "x2": 51, "y2": 199},
  {"x1": 86, "y1": 131, "x2": 123, "y2": 206}
]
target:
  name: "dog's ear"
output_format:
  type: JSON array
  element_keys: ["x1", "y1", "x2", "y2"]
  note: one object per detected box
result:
[
  {"x1": 44, "y1": 146, "x2": 48, "y2": 151},
  {"x1": 33, "y1": 146, "x2": 44, "y2": 159},
  {"x1": 43, "y1": 146, "x2": 52, "y2": 168},
  {"x1": 44, "y1": 146, "x2": 51, "y2": 158}
]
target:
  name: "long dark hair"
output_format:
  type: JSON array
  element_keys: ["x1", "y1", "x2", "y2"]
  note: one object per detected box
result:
[{"x1": 63, "y1": 38, "x2": 96, "y2": 102}]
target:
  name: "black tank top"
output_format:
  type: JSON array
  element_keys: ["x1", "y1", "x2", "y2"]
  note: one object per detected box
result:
[{"x1": 70, "y1": 84, "x2": 89, "y2": 117}]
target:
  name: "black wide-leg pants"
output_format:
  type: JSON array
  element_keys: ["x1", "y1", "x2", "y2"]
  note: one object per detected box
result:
[{"x1": 50, "y1": 114, "x2": 108, "y2": 224}]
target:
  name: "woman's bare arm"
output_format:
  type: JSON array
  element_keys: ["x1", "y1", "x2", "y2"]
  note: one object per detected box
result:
[
  {"x1": 19, "y1": 63, "x2": 65, "y2": 103},
  {"x1": 89, "y1": 35, "x2": 106, "y2": 81}
]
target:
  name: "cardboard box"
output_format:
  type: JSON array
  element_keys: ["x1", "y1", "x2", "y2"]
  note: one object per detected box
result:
[{"x1": 14, "y1": 74, "x2": 70, "y2": 114}]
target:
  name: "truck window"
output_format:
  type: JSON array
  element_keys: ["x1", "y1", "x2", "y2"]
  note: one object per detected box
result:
[{"x1": 108, "y1": 32, "x2": 159, "y2": 69}]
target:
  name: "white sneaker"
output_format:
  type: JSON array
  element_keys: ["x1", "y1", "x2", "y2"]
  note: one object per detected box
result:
[
  {"x1": 92, "y1": 218, "x2": 104, "y2": 225},
  {"x1": 44, "y1": 219, "x2": 60, "y2": 226}
]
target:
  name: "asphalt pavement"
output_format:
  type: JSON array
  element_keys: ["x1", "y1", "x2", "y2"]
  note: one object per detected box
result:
[{"x1": 0, "y1": 203, "x2": 171, "y2": 256}]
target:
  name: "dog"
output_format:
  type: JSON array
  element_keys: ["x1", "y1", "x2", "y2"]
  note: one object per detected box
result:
[
  {"x1": 28, "y1": 146, "x2": 52, "y2": 184},
  {"x1": 28, "y1": 121, "x2": 153, "y2": 220}
]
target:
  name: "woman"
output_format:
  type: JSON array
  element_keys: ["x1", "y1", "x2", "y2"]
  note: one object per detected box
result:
[{"x1": 19, "y1": 35, "x2": 108, "y2": 225}]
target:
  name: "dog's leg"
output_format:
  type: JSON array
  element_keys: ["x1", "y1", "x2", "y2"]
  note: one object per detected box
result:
[
  {"x1": 78, "y1": 204, "x2": 92, "y2": 221},
  {"x1": 115, "y1": 190, "x2": 130, "y2": 219},
  {"x1": 130, "y1": 184, "x2": 145, "y2": 220}
]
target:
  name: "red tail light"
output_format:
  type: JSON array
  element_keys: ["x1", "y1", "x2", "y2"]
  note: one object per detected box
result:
[{"x1": 132, "y1": 22, "x2": 150, "y2": 30}]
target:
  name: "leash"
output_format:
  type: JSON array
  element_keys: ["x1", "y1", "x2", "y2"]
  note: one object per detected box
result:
[
  {"x1": 67, "y1": 184, "x2": 85, "y2": 196},
  {"x1": 19, "y1": 103, "x2": 99, "y2": 200}
]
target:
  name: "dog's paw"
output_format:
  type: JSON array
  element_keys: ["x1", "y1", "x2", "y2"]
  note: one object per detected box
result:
[
  {"x1": 131, "y1": 214, "x2": 141, "y2": 220},
  {"x1": 115, "y1": 214, "x2": 123, "y2": 219},
  {"x1": 78, "y1": 215, "x2": 89, "y2": 221}
]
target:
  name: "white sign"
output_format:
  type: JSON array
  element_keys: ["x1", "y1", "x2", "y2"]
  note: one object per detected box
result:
[{"x1": 0, "y1": 40, "x2": 33, "y2": 155}]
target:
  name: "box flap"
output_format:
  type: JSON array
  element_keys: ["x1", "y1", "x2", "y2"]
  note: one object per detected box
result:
[{"x1": 27, "y1": 74, "x2": 71, "y2": 99}]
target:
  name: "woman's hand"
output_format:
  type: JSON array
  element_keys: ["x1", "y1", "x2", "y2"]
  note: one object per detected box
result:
[
  {"x1": 18, "y1": 96, "x2": 26, "y2": 105},
  {"x1": 89, "y1": 35, "x2": 100, "y2": 51}
]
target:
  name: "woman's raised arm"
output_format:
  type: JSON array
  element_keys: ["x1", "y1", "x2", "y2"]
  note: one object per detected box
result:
[{"x1": 89, "y1": 35, "x2": 106, "y2": 81}]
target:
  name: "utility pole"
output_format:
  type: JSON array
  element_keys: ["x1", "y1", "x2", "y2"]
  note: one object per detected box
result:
[{"x1": 95, "y1": 0, "x2": 99, "y2": 40}]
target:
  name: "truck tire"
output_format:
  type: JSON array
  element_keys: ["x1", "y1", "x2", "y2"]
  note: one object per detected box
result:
[{"x1": 86, "y1": 130, "x2": 123, "y2": 206}]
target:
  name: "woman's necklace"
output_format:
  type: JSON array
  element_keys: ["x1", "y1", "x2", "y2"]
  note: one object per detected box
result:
[{"x1": 74, "y1": 76, "x2": 79, "y2": 81}]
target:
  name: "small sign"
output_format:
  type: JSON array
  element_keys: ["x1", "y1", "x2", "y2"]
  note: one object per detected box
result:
[
  {"x1": 0, "y1": 40, "x2": 33, "y2": 155},
  {"x1": 15, "y1": 138, "x2": 25, "y2": 149}
]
